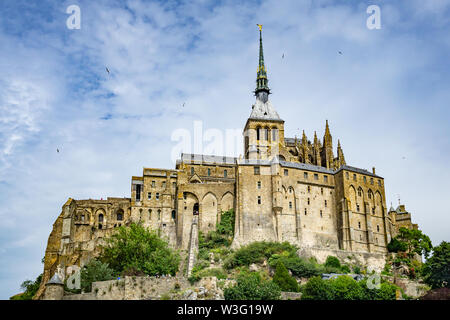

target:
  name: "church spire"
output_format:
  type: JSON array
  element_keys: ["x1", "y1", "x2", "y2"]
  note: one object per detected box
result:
[{"x1": 255, "y1": 24, "x2": 270, "y2": 102}]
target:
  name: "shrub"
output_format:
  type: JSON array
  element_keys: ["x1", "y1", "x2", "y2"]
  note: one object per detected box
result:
[
  {"x1": 330, "y1": 275, "x2": 364, "y2": 300},
  {"x1": 273, "y1": 261, "x2": 300, "y2": 292},
  {"x1": 224, "y1": 272, "x2": 281, "y2": 300},
  {"x1": 340, "y1": 265, "x2": 351, "y2": 274},
  {"x1": 324, "y1": 256, "x2": 341, "y2": 269},
  {"x1": 301, "y1": 276, "x2": 335, "y2": 300},
  {"x1": 100, "y1": 223, "x2": 180, "y2": 276},
  {"x1": 387, "y1": 237, "x2": 408, "y2": 253},
  {"x1": 80, "y1": 259, "x2": 115, "y2": 292},
  {"x1": 269, "y1": 254, "x2": 321, "y2": 278}
]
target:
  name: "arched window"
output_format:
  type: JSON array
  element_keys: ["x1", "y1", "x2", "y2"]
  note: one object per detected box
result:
[
  {"x1": 256, "y1": 127, "x2": 261, "y2": 140},
  {"x1": 172, "y1": 210, "x2": 176, "y2": 220},
  {"x1": 98, "y1": 214, "x2": 104, "y2": 223},
  {"x1": 116, "y1": 210, "x2": 123, "y2": 221},
  {"x1": 149, "y1": 209, "x2": 152, "y2": 219},
  {"x1": 157, "y1": 209, "x2": 161, "y2": 220},
  {"x1": 193, "y1": 203, "x2": 199, "y2": 215},
  {"x1": 224, "y1": 169, "x2": 227, "y2": 178}
]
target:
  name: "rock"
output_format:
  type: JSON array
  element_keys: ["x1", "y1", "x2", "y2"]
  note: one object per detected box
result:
[{"x1": 249, "y1": 263, "x2": 259, "y2": 272}]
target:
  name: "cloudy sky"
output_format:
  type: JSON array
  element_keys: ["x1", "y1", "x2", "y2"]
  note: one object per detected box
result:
[{"x1": 0, "y1": 0, "x2": 449, "y2": 299}]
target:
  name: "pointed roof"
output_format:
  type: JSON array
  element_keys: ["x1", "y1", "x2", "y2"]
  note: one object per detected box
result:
[{"x1": 255, "y1": 24, "x2": 270, "y2": 95}]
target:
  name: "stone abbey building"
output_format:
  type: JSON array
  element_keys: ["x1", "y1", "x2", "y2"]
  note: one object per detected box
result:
[{"x1": 36, "y1": 28, "x2": 417, "y2": 298}]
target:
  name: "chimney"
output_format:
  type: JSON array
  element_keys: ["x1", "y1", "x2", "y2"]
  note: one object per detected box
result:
[{"x1": 372, "y1": 167, "x2": 376, "y2": 175}]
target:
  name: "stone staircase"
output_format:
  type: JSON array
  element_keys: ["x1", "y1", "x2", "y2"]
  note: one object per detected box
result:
[{"x1": 186, "y1": 216, "x2": 199, "y2": 277}]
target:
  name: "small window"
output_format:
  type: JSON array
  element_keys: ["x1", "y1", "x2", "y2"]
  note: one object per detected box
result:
[
  {"x1": 314, "y1": 173, "x2": 318, "y2": 180},
  {"x1": 284, "y1": 169, "x2": 288, "y2": 176},
  {"x1": 358, "y1": 189, "x2": 362, "y2": 197},
  {"x1": 368, "y1": 191, "x2": 372, "y2": 199},
  {"x1": 320, "y1": 210, "x2": 323, "y2": 218},
  {"x1": 370, "y1": 178, "x2": 374, "y2": 185},
  {"x1": 358, "y1": 221, "x2": 361, "y2": 229},
  {"x1": 158, "y1": 210, "x2": 161, "y2": 220},
  {"x1": 377, "y1": 225, "x2": 380, "y2": 232},
  {"x1": 191, "y1": 167, "x2": 194, "y2": 175},
  {"x1": 356, "y1": 204, "x2": 360, "y2": 212},
  {"x1": 152, "y1": 181, "x2": 155, "y2": 188},
  {"x1": 353, "y1": 174, "x2": 357, "y2": 181},
  {"x1": 149, "y1": 209, "x2": 152, "y2": 219},
  {"x1": 224, "y1": 169, "x2": 227, "y2": 178},
  {"x1": 372, "y1": 207, "x2": 375, "y2": 214},
  {"x1": 324, "y1": 175, "x2": 328, "y2": 183},
  {"x1": 304, "y1": 172, "x2": 308, "y2": 179},
  {"x1": 172, "y1": 210, "x2": 176, "y2": 220},
  {"x1": 289, "y1": 201, "x2": 292, "y2": 209},
  {"x1": 148, "y1": 192, "x2": 152, "y2": 200},
  {"x1": 208, "y1": 168, "x2": 211, "y2": 176},
  {"x1": 254, "y1": 166, "x2": 260, "y2": 175},
  {"x1": 324, "y1": 200, "x2": 327, "y2": 207},
  {"x1": 183, "y1": 192, "x2": 187, "y2": 200},
  {"x1": 257, "y1": 196, "x2": 261, "y2": 204},
  {"x1": 136, "y1": 184, "x2": 141, "y2": 201},
  {"x1": 98, "y1": 214, "x2": 104, "y2": 223},
  {"x1": 162, "y1": 181, "x2": 166, "y2": 188},
  {"x1": 321, "y1": 188, "x2": 323, "y2": 195},
  {"x1": 257, "y1": 181, "x2": 261, "y2": 189},
  {"x1": 304, "y1": 208, "x2": 307, "y2": 215},
  {"x1": 363, "y1": 176, "x2": 367, "y2": 183},
  {"x1": 307, "y1": 186, "x2": 310, "y2": 193},
  {"x1": 156, "y1": 193, "x2": 160, "y2": 200},
  {"x1": 117, "y1": 211, "x2": 123, "y2": 221},
  {"x1": 307, "y1": 198, "x2": 310, "y2": 205}
]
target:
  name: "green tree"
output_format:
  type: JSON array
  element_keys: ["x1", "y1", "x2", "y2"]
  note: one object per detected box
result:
[
  {"x1": 330, "y1": 276, "x2": 364, "y2": 300},
  {"x1": 224, "y1": 272, "x2": 281, "y2": 300},
  {"x1": 80, "y1": 259, "x2": 115, "y2": 292},
  {"x1": 390, "y1": 227, "x2": 432, "y2": 258},
  {"x1": 324, "y1": 256, "x2": 341, "y2": 269},
  {"x1": 301, "y1": 276, "x2": 334, "y2": 300},
  {"x1": 422, "y1": 241, "x2": 450, "y2": 289},
  {"x1": 100, "y1": 223, "x2": 180, "y2": 276},
  {"x1": 10, "y1": 274, "x2": 42, "y2": 300},
  {"x1": 272, "y1": 261, "x2": 300, "y2": 292},
  {"x1": 387, "y1": 237, "x2": 408, "y2": 253}
]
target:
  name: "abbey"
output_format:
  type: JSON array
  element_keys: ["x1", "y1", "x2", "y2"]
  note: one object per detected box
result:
[{"x1": 36, "y1": 28, "x2": 417, "y2": 299}]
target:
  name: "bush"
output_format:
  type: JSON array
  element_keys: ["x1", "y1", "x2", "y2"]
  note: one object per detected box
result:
[
  {"x1": 269, "y1": 254, "x2": 321, "y2": 278},
  {"x1": 422, "y1": 241, "x2": 450, "y2": 289},
  {"x1": 324, "y1": 256, "x2": 341, "y2": 269},
  {"x1": 100, "y1": 223, "x2": 180, "y2": 277},
  {"x1": 387, "y1": 237, "x2": 408, "y2": 253},
  {"x1": 10, "y1": 274, "x2": 42, "y2": 300},
  {"x1": 340, "y1": 265, "x2": 351, "y2": 273},
  {"x1": 224, "y1": 241, "x2": 297, "y2": 269},
  {"x1": 199, "y1": 209, "x2": 235, "y2": 249},
  {"x1": 301, "y1": 276, "x2": 335, "y2": 300},
  {"x1": 80, "y1": 259, "x2": 115, "y2": 292},
  {"x1": 224, "y1": 272, "x2": 281, "y2": 300},
  {"x1": 331, "y1": 275, "x2": 364, "y2": 300},
  {"x1": 272, "y1": 261, "x2": 300, "y2": 292}
]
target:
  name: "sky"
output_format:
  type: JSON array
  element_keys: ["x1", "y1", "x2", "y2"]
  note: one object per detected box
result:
[{"x1": 0, "y1": 0, "x2": 449, "y2": 299}]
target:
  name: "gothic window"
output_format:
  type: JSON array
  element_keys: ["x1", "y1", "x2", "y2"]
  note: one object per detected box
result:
[
  {"x1": 368, "y1": 191, "x2": 372, "y2": 199},
  {"x1": 98, "y1": 214, "x2": 104, "y2": 223},
  {"x1": 358, "y1": 188, "x2": 362, "y2": 197},
  {"x1": 353, "y1": 174, "x2": 357, "y2": 181},
  {"x1": 370, "y1": 178, "x2": 374, "y2": 185},
  {"x1": 256, "y1": 126, "x2": 261, "y2": 140},
  {"x1": 363, "y1": 176, "x2": 367, "y2": 183},
  {"x1": 224, "y1": 170, "x2": 227, "y2": 178},
  {"x1": 148, "y1": 192, "x2": 152, "y2": 200},
  {"x1": 135, "y1": 184, "x2": 141, "y2": 201}
]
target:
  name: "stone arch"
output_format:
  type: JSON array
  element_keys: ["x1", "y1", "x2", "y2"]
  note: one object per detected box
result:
[
  {"x1": 201, "y1": 192, "x2": 218, "y2": 234},
  {"x1": 116, "y1": 208, "x2": 124, "y2": 221},
  {"x1": 96, "y1": 208, "x2": 106, "y2": 229},
  {"x1": 221, "y1": 192, "x2": 234, "y2": 212}
]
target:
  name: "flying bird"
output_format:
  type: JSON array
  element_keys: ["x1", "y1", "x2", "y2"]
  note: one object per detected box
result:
[
  {"x1": 57, "y1": 148, "x2": 59, "y2": 153},
  {"x1": 282, "y1": 53, "x2": 285, "y2": 59},
  {"x1": 338, "y1": 51, "x2": 343, "y2": 55},
  {"x1": 182, "y1": 102, "x2": 185, "y2": 107},
  {"x1": 106, "y1": 67, "x2": 110, "y2": 74}
]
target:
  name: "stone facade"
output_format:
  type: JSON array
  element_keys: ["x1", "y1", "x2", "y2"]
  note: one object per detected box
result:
[{"x1": 36, "y1": 29, "x2": 418, "y2": 299}]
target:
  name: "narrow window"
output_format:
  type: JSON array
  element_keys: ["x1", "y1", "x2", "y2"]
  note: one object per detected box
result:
[
  {"x1": 172, "y1": 182, "x2": 176, "y2": 189},
  {"x1": 224, "y1": 170, "x2": 227, "y2": 178},
  {"x1": 358, "y1": 221, "x2": 361, "y2": 229},
  {"x1": 172, "y1": 210, "x2": 176, "y2": 220},
  {"x1": 256, "y1": 127, "x2": 261, "y2": 140},
  {"x1": 136, "y1": 184, "x2": 141, "y2": 201},
  {"x1": 378, "y1": 180, "x2": 381, "y2": 186},
  {"x1": 152, "y1": 181, "x2": 155, "y2": 188},
  {"x1": 98, "y1": 214, "x2": 104, "y2": 223},
  {"x1": 368, "y1": 191, "x2": 372, "y2": 199},
  {"x1": 149, "y1": 209, "x2": 152, "y2": 219},
  {"x1": 183, "y1": 192, "x2": 187, "y2": 200},
  {"x1": 284, "y1": 169, "x2": 288, "y2": 176},
  {"x1": 257, "y1": 196, "x2": 261, "y2": 204},
  {"x1": 289, "y1": 201, "x2": 292, "y2": 209},
  {"x1": 254, "y1": 166, "x2": 260, "y2": 175},
  {"x1": 377, "y1": 225, "x2": 380, "y2": 232},
  {"x1": 307, "y1": 198, "x2": 310, "y2": 205},
  {"x1": 314, "y1": 173, "x2": 318, "y2": 180},
  {"x1": 363, "y1": 176, "x2": 367, "y2": 183},
  {"x1": 257, "y1": 181, "x2": 261, "y2": 189},
  {"x1": 304, "y1": 172, "x2": 308, "y2": 179},
  {"x1": 162, "y1": 181, "x2": 166, "y2": 188},
  {"x1": 304, "y1": 208, "x2": 307, "y2": 215},
  {"x1": 320, "y1": 210, "x2": 323, "y2": 218},
  {"x1": 158, "y1": 210, "x2": 161, "y2": 220},
  {"x1": 346, "y1": 172, "x2": 349, "y2": 179},
  {"x1": 191, "y1": 167, "x2": 194, "y2": 175},
  {"x1": 370, "y1": 178, "x2": 374, "y2": 185},
  {"x1": 208, "y1": 168, "x2": 211, "y2": 176},
  {"x1": 372, "y1": 207, "x2": 375, "y2": 214},
  {"x1": 353, "y1": 174, "x2": 357, "y2": 181},
  {"x1": 272, "y1": 128, "x2": 278, "y2": 141},
  {"x1": 358, "y1": 189, "x2": 362, "y2": 197},
  {"x1": 264, "y1": 127, "x2": 269, "y2": 140},
  {"x1": 321, "y1": 188, "x2": 323, "y2": 195},
  {"x1": 117, "y1": 211, "x2": 123, "y2": 221},
  {"x1": 325, "y1": 200, "x2": 327, "y2": 207},
  {"x1": 324, "y1": 175, "x2": 328, "y2": 183},
  {"x1": 156, "y1": 193, "x2": 160, "y2": 200},
  {"x1": 357, "y1": 204, "x2": 360, "y2": 212},
  {"x1": 307, "y1": 186, "x2": 310, "y2": 193}
]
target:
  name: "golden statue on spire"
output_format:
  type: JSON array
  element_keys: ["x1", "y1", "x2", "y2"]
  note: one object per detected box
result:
[{"x1": 256, "y1": 24, "x2": 262, "y2": 31}]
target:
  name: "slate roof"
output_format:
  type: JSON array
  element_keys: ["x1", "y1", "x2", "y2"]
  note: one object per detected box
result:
[{"x1": 248, "y1": 98, "x2": 282, "y2": 121}]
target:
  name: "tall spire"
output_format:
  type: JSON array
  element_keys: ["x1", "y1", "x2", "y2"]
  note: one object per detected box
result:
[{"x1": 255, "y1": 24, "x2": 270, "y2": 101}]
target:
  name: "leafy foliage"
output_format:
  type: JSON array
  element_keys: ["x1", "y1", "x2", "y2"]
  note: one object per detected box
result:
[
  {"x1": 302, "y1": 275, "x2": 399, "y2": 300},
  {"x1": 324, "y1": 256, "x2": 341, "y2": 269},
  {"x1": 422, "y1": 241, "x2": 450, "y2": 289},
  {"x1": 100, "y1": 223, "x2": 180, "y2": 277},
  {"x1": 268, "y1": 254, "x2": 321, "y2": 278},
  {"x1": 272, "y1": 261, "x2": 300, "y2": 292},
  {"x1": 388, "y1": 227, "x2": 432, "y2": 258},
  {"x1": 224, "y1": 272, "x2": 281, "y2": 300},
  {"x1": 199, "y1": 209, "x2": 235, "y2": 249},
  {"x1": 80, "y1": 259, "x2": 115, "y2": 292},
  {"x1": 10, "y1": 274, "x2": 42, "y2": 300}
]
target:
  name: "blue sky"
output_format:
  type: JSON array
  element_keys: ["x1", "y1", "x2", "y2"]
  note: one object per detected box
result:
[{"x1": 0, "y1": 0, "x2": 449, "y2": 299}]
